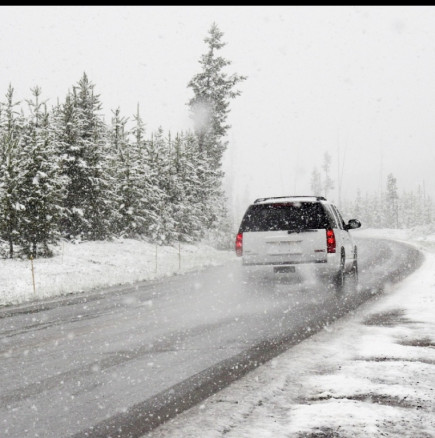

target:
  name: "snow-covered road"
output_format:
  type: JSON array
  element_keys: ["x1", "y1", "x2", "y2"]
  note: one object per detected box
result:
[{"x1": 0, "y1": 235, "x2": 424, "y2": 437}]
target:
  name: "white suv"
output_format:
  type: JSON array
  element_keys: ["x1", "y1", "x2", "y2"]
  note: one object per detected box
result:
[{"x1": 235, "y1": 196, "x2": 361, "y2": 289}]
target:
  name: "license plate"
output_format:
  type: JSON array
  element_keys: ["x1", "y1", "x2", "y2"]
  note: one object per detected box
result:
[{"x1": 274, "y1": 266, "x2": 296, "y2": 274}]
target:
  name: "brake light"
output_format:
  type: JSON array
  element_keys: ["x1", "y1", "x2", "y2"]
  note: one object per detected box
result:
[
  {"x1": 326, "y1": 228, "x2": 336, "y2": 253},
  {"x1": 235, "y1": 232, "x2": 243, "y2": 256}
]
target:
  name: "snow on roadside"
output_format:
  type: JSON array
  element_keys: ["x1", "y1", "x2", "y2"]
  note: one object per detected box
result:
[
  {"x1": 145, "y1": 228, "x2": 435, "y2": 438},
  {"x1": 0, "y1": 238, "x2": 236, "y2": 307}
]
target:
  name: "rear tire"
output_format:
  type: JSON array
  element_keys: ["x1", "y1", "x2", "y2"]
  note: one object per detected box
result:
[
  {"x1": 332, "y1": 250, "x2": 346, "y2": 293},
  {"x1": 348, "y1": 247, "x2": 358, "y2": 289},
  {"x1": 350, "y1": 260, "x2": 358, "y2": 283}
]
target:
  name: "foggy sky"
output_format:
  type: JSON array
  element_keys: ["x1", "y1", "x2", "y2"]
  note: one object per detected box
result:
[{"x1": 1, "y1": 5, "x2": 435, "y2": 221}]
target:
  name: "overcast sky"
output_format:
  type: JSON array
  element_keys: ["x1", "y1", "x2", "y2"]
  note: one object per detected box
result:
[{"x1": 1, "y1": 6, "x2": 435, "y2": 221}]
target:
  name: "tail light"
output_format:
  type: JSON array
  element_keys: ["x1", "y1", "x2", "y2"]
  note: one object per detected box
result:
[
  {"x1": 235, "y1": 232, "x2": 243, "y2": 256},
  {"x1": 326, "y1": 228, "x2": 336, "y2": 253}
]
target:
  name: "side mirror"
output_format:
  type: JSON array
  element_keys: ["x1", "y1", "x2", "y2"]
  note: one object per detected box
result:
[{"x1": 346, "y1": 219, "x2": 361, "y2": 230}]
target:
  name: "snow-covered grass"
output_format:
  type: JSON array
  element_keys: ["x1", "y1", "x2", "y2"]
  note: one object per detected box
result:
[
  {"x1": 144, "y1": 227, "x2": 435, "y2": 438},
  {"x1": 0, "y1": 238, "x2": 236, "y2": 307}
]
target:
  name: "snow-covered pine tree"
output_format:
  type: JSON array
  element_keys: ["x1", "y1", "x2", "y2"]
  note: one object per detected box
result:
[
  {"x1": 183, "y1": 126, "x2": 227, "y2": 235},
  {"x1": 424, "y1": 195, "x2": 433, "y2": 225},
  {"x1": 400, "y1": 190, "x2": 415, "y2": 228},
  {"x1": 108, "y1": 107, "x2": 152, "y2": 237},
  {"x1": 188, "y1": 23, "x2": 246, "y2": 166},
  {"x1": 157, "y1": 131, "x2": 177, "y2": 242},
  {"x1": 385, "y1": 173, "x2": 399, "y2": 228},
  {"x1": 54, "y1": 90, "x2": 83, "y2": 238},
  {"x1": 322, "y1": 152, "x2": 334, "y2": 199},
  {"x1": 142, "y1": 127, "x2": 172, "y2": 244},
  {"x1": 365, "y1": 192, "x2": 380, "y2": 228},
  {"x1": 131, "y1": 103, "x2": 146, "y2": 158},
  {"x1": 187, "y1": 23, "x2": 246, "y2": 239},
  {"x1": 310, "y1": 167, "x2": 322, "y2": 196},
  {"x1": 130, "y1": 105, "x2": 163, "y2": 237},
  {"x1": 0, "y1": 85, "x2": 24, "y2": 258},
  {"x1": 346, "y1": 192, "x2": 360, "y2": 227},
  {"x1": 56, "y1": 73, "x2": 112, "y2": 240},
  {"x1": 17, "y1": 87, "x2": 65, "y2": 257},
  {"x1": 415, "y1": 184, "x2": 425, "y2": 226},
  {"x1": 169, "y1": 132, "x2": 191, "y2": 242},
  {"x1": 108, "y1": 107, "x2": 129, "y2": 235},
  {"x1": 169, "y1": 131, "x2": 204, "y2": 243}
]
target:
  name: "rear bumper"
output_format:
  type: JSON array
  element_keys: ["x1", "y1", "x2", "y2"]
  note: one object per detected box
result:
[
  {"x1": 243, "y1": 259, "x2": 326, "y2": 266},
  {"x1": 241, "y1": 253, "x2": 340, "y2": 275}
]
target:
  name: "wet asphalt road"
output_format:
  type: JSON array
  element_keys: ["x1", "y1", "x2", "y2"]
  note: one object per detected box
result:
[{"x1": 0, "y1": 237, "x2": 424, "y2": 438}]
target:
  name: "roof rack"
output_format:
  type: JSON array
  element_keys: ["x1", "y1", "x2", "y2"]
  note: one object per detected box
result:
[{"x1": 253, "y1": 195, "x2": 327, "y2": 204}]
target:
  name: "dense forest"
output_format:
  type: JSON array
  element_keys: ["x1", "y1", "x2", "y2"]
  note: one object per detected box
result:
[{"x1": 0, "y1": 24, "x2": 246, "y2": 258}]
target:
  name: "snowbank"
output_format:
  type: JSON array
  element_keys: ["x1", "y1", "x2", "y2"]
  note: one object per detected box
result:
[{"x1": 0, "y1": 238, "x2": 236, "y2": 306}]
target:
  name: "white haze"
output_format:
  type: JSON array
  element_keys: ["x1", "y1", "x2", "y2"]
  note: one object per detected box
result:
[{"x1": 191, "y1": 100, "x2": 213, "y2": 134}]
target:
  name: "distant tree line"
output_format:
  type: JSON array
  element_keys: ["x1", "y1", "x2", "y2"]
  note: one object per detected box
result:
[
  {"x1": 342, "y1": 173, "x2": 433, "y2": 229},
  {"x1": 310, "y1": 157, "x2": 433, "y2": 229},
  {"x1": 0, "y1": 23, "x2": 246, "y2": 258}
]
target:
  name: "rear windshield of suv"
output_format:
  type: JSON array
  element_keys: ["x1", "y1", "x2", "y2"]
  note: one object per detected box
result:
[{"x1": 240, "y1": 202, "x2": 330, "y2": 232}]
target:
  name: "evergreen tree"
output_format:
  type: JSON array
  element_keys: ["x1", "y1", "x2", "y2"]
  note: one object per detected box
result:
[
  {"x1": 322, "y1": 151, "x2": 334, "y2": 199},
  {"x1": 148, "y1": 127, "x2": 179, "y2": 244},
  {"x1": 170, "y1": 132, "x2": 205, "y2": 242},
  {"x1": 130, "y1": 106, "x2": 162, "y2": 236},
  {"x1": 310, "y1": 167, "x2": 322, "y2": 196},
  {"x1": 187, "y1": 23, "x2": 246, "y2": 167},
  {"x1": 132, "y1": 103, "x2": 146, "y2": 157},
  {"x1": 424, "y1": 195, "x2": 433, "y2": 225},
  {"x1": 187, "y1": 23, "x2": 246, "y2": 239},
  {"x1": 353, "y1": 189, "x2": 363, "y2": 219},
  {"x1": 56, "y1": 73, "x2": 112, "y2": 240},
  {"x1": 400, "y1": 190, "x2": 415, "y2": 228},
  {"x1": 170, "y1": 132, "x2": 192, "y2": 242},
  {"x1": 108, "y1": 107, "x2": 151, "y2": 237},
  {"x1": 142, "y1": 127, "x2": 171, "y2": 244},
  {"x1": 17, "y1": 87, "x2": 65, "y2": 257},
  {"x1": 386, "y1": 173, "x2": 399, "y2": 228},
  {"x1": 0, "y1": 85, "x2": 23, "y2": 257},
  {"x1": 415, "y1": 185, "x2": 425, "y2": 226},
  {"x1": 370, "y1": 193, "x2": 383, "y2": 228},
  {"x1": 108, "y1": 107, "x2": 131, "y2": 235}
]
